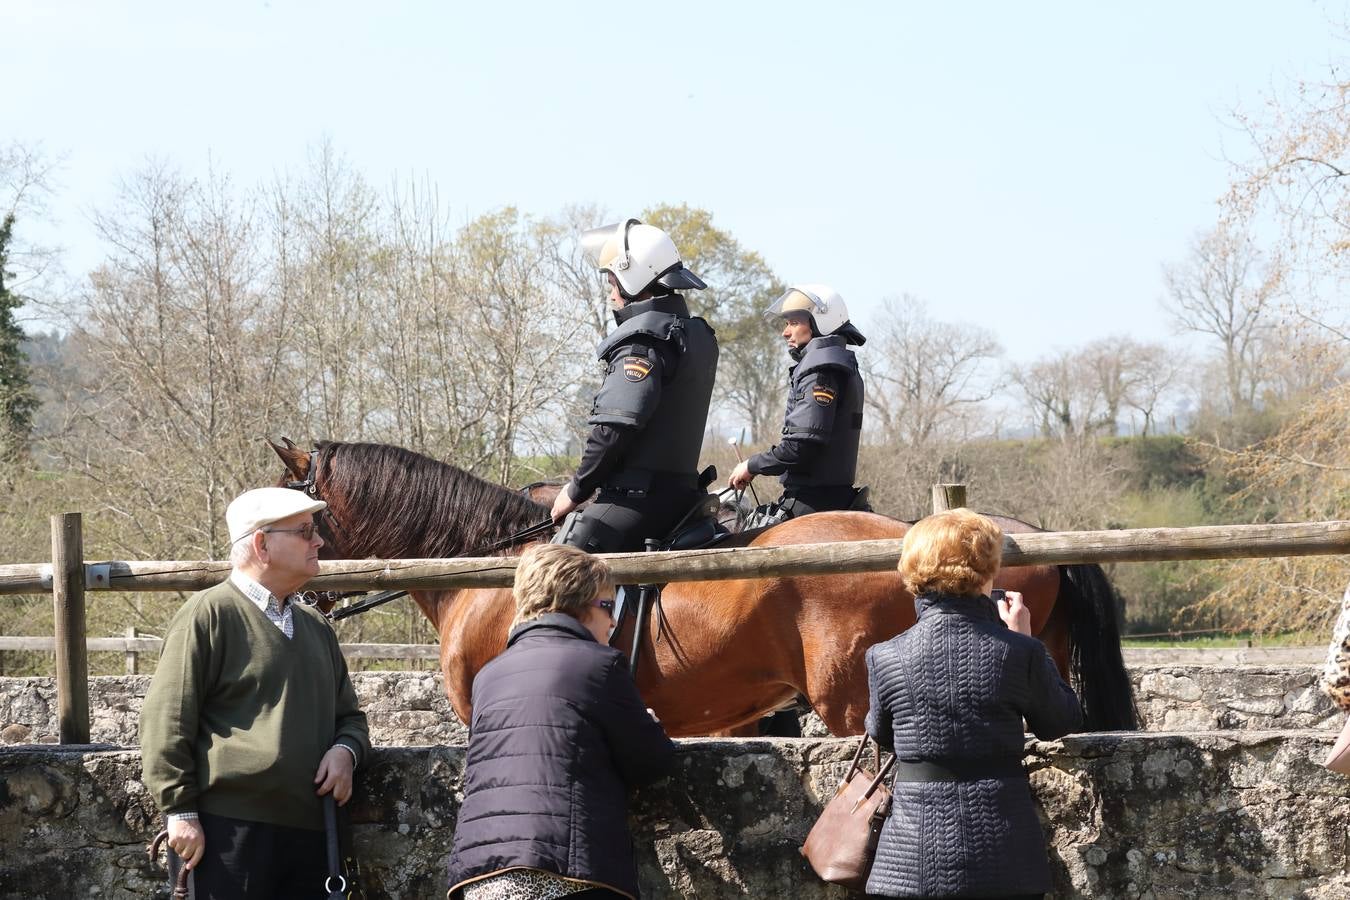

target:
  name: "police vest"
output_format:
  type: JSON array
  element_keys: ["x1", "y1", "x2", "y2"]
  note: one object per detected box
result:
[
  {"x1": 781, "y1": 335, "x2": 864, "y2": 489},
  {"x1": 589, "y1": 295, "x2": 719, "y2": 487}
]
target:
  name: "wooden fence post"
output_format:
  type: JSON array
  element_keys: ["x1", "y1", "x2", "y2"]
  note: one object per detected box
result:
[
  {"x1": 125, "y1": 625, "x2": 138, "y2": 675},
  {"x1": 931, "y1": 483, "x2": 967, "y2": 513},
  {"x1": 51, "y1": 513, "x2": 90, "y2": 743}
]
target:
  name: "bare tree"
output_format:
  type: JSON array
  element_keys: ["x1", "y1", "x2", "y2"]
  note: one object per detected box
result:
[
  {"x1": 1161, "y1": 225, "x2": 1281, "y2": 416},
  {"x1": 1073, "y1": 336, "x2": 1186, "y2": 437},
  {"x1": 60, "y1": 161, "x2": 293, "y2": 560},
  {"x1": 1009, "y1": 349, "x2": 1106, "y2": 439},
  {"x1": 864, "y1": 295, "x2": 1001, "y2": 446},
  {"x1": 0, "y1": 141, "x2": 63, "y2": 309},
  {"x1": 537, "y1": 203, "x2": 612, "y2": 345},
  {"x1": 371, "y1": 173, "x2": 482, "y2": 460},
  {"x1": 450, "y1": 208, "x2": 592, "y2": 484},
  {"x1": 273, "y1": 142, "x2": 384, "y2": 442},
  {"x1": 1119, "y1": 341, "x2": 1183, "y2": 435},
  {"x1": 1227, "y1": 56, "x2": 1350, "y2": 275}
]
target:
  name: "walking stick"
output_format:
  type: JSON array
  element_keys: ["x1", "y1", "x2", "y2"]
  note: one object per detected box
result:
[{"x1": 147, "y1": 830, "x2": 190, "y2": 900}]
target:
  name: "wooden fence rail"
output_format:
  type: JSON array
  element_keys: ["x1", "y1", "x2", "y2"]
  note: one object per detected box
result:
[
  {"x1": 2, "y1": 520, "x2": 1348, "y2": 596},
  {"x1": 0, "y1": 635, "x2": 440, "y2": 662}
]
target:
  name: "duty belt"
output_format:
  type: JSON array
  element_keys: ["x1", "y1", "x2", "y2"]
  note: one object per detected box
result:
[
  {"x1": 891, "y1": 756, "x2": 1024, "y2": 783},
  {"x1": 603, "y1": 469, "x2": 699, "y2": 495}
]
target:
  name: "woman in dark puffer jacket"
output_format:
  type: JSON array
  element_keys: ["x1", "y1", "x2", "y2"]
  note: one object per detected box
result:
[
  {"x1": 447, "y1": 544, "x2": 675, "y2": 900},
  {"x1": 864, "y1": 509, "x2": 1082, "y2": 899}
]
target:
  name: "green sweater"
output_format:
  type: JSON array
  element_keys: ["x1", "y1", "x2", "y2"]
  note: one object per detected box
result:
[{"x1": 140, "y1": 579, "x2": 370, "y2": 830}]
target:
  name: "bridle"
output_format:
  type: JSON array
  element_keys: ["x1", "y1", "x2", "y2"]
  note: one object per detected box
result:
[
  {"x1": 282, "y1": 445, "x2": 322, "y2": 497},
  {"x1": 279, "y1": 447, "x2": 367, "y2": 615}
]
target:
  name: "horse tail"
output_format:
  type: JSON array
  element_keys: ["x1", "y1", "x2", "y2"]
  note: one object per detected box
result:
[{"x1": 1060, "y1": 563, "x2": 1139, "y2": 730}]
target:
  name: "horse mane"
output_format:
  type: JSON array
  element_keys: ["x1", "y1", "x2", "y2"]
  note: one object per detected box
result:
[{"x1": 315, "y1": 441, "x2": 550, "y2": 559}]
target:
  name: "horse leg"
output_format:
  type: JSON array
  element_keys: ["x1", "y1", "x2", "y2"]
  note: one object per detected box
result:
[
  {"x1": 801, "y1": 622, "x2": 876, "y2": 737},
  {"x1": 808, "y1": 660, "x2": 870, "y2": 737}
]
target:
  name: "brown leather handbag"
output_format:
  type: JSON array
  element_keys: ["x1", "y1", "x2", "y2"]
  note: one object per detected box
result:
[{"x1": 800, "y1": 735, "x2": 896, "y2": 891}]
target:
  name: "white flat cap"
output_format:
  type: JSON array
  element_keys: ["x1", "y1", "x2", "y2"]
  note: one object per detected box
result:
[{"x1": 227, "y1": 487, "x2": 327, "y2": 544}]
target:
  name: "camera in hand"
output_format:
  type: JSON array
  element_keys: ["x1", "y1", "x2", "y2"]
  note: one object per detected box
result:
[{"x1": 991, "y1": 589, "x2": 1008, "y2": 628}]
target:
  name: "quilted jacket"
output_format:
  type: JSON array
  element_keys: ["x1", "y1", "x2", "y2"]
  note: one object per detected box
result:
[
  {"x1": 446, "y1": 613, "x2": 675, "y2": 898},
  {"x1": 863, "y1": 593, "x2": 1082, "y2": 898}
]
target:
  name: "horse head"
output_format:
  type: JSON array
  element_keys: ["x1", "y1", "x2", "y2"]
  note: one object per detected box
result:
[
  {"x1": 267, "y1": 437, "x2": 349, "y2": 559},
  {"x1": 268, "y1": 436, "x2": 313, "y2": 489}
]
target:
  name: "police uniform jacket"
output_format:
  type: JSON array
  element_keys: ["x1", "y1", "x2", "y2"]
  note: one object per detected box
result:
[
  {"x1": 565, "y1": 294, "x2": 718, "y2": 502},
  {"x1": 747, "y1": 334, "x2": 864, "y2": 489}
]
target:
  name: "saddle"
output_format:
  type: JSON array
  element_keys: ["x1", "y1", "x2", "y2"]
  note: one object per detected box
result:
[
  {"x1": 746, "y1": 485, "x2": 871, "y2": 530},
  {"x1": 659, "y1": 466, "x2": 731, "y2": 551}
]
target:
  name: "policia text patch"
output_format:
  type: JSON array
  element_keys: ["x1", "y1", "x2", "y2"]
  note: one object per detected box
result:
[{"x1": 623, "y1": 356, "x2": 655, "y2": 382}]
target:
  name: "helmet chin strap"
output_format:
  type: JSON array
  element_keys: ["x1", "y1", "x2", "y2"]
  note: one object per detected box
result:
[{"x1": 609, "y1": 218, "x2": 641, "y2": 274}]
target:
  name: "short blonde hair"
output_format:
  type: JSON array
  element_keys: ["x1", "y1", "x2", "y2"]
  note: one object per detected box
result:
[
  {"x1": 512, "y1": 543, "x2": 612, "y2": 628},
  {"x1": 899, "y1": 508, "x2": 1003, "y2": 597}
]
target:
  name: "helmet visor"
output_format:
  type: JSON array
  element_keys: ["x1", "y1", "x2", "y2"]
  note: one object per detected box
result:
[
  {"x1": 580, "y1": 219, "x2": 639, "y2": 272},
  {"x1": 764, "y1": 286, "x2": 827, "y2": 321}
]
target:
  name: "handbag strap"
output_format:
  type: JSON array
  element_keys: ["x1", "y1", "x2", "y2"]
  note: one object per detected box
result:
[
  {"x1": 850, "y1": 752, "x2": 897, "y2": 813},
  {"x1": 843, "y1": 733, "x2": 871, "y2": 782},
  {"x1": 843, "y1": 735, "x2": 897, "y2": 814}
]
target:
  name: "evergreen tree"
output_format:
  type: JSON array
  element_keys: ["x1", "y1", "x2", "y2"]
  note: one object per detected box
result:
[{"x1": 0, "y1": 213, "x2": 37, "y2": 461}]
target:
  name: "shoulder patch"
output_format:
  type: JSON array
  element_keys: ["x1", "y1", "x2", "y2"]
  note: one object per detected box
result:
[
  {"x1": 622, "y1": 355, "x2": 654, "y2": 383},
  {"x1": 811, "y1": 385, "x2": 837, "y2": 407}
]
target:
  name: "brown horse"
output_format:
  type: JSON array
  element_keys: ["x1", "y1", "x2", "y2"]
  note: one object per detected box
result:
[{"x1": 273, "y1": 440, "x2": 1137, "y2": 735}]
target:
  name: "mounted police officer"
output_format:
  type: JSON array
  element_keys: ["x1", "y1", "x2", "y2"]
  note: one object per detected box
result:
[
  {"x1": 551, "y1": 218, "x2": 719, "y2": 553},
  {"x1": 729, "y1": 283, "x2": 870, "y2": 522}
]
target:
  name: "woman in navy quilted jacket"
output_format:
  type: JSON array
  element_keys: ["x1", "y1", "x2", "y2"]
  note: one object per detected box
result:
[
  {"x1": 447, "y1": 544, "x2": 675, "y2": 900},
  {"x1": 863, "y1": 509, "x2": 1082, "y2": 899}
]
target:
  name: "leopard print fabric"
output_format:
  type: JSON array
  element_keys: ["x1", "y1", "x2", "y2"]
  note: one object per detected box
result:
[
  {"x1": 1320, "y1": 582, "x2": 1350, "y2": 713},
  {"x1": 461, "y1": 868, "x2": 594, "y2": 900}
]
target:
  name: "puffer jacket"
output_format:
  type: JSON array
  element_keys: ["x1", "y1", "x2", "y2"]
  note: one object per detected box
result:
[
  {"x1": 446, "y1": 613, "x2": 675, "y2": 899},
  {"x1": 864, "y1": 593, "x2": 1082, "y2": 898}
]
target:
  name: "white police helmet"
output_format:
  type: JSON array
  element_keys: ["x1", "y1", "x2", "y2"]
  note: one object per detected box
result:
[
  {"x1": 766, "y1": 284, "x2": 850, "y2": 333},
  {"x1": 765, "y1": 284, "x2": 867, "y2": 346},
  {"x1": 580, "y1": 219, "x2": 707, "y2": 299}
]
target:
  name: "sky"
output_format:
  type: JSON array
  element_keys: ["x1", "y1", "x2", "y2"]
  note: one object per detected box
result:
[{"x1": 4, "y1": 0, "x2": 1346, "y2": 363}]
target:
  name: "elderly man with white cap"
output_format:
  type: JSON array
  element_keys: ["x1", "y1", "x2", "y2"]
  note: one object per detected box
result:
[{"x1": 140, "y1": 487, "x2": 370, "y2": 899}]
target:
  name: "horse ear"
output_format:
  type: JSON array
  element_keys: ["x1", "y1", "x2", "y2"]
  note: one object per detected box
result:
[{"x1": 267, "y1": 437, "x2": 310, "y2": 480}]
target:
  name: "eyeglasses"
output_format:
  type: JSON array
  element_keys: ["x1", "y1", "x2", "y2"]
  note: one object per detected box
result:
[
  {"x1": 263, "y1": 523, "x2": 318, "y2": 541},
  {"x1": 593, "y1": 598, "x2": 616, "y2": 617}
]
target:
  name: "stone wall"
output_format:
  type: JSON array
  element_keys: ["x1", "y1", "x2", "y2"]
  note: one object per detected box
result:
[
  {"x1": 1132, "y1": 666, "x2": 1340, "y2": 731},
  {"x1": 4, "y1": 732, "x2": 1350, "y2": 899},
  {"x1": 0, "y1": 673, "x2": 471, "y2": 747},
  {"x1": 2, "y1": 666, "x2": 1341, "y2": 747}
]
